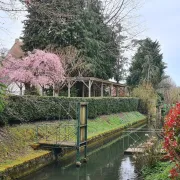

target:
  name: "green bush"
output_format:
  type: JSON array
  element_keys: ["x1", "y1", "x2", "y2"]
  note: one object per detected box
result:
[
  {"x1": 132, "y1": 83, "x2": 157, "y2": 117},
  {"x1": 142, "y1": 161, "x2": 174, "y2": 180},
  {"x1": 0, "y1": 96, "x2": 139, "y2": 124}
]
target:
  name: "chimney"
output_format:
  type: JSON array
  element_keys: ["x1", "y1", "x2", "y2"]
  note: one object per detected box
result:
[{"x1": 15, "y1": 39, "x2": 19, "y2": 43}]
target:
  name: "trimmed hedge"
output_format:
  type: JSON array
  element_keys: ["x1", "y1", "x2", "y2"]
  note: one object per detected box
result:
[{"x1": 0, "y1": 96, "x2": 139, "y2": 124}]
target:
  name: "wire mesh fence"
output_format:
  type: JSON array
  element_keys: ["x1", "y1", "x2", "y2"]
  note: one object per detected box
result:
[{"x1": 35, "y1": 102, "x2": 78, "y2": 145}]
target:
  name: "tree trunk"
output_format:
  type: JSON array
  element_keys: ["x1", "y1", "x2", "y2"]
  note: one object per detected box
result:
[
  {"x1": 19, "y1": 86, "x2": 23, "y2": 96},
  {"x1": 24, "y1": 83, "x2": 31, "y2": 95}
]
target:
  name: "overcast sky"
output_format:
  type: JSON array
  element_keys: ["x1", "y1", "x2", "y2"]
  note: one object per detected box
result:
[
  {"x1": 1, "y1": 0, "x2": 180, "y2": 85},
  {"x1": 139, "y1": 0, "x2": 180, "y2": 86}
]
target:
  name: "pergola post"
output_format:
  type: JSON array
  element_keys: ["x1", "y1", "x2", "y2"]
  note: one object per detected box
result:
[
  {"x1": 116, "y1": 86, "x2": 118, "y2": 97},
  {"x1": 110, "y1": 84, "x2": 113, "y2": 97},
  {"x1": 88, "y1": 80, "x2": 92, "y2": 97},
  {"x1": 66, "y1": 77, "x2": 126, "y2": 98},
  {"x1": 68, "y1": 81, "x2": 71, "y2": 98},
  {"x1": 101, "y1": 83, "x2": 103, "y2": 97},
  {"x1": 93, "y1": 85, "x2": 96, "y2": 97},
  {"x1": 82, "y1": 83, "x2": 85, "y2": 97},
  {"x1": 123, "y1": 87, "x2": 125, "y2": 96},
  {"x1": 53, "y1": 84, "x2": 55, "y2": 97},
  {"x1": 53, "y1": 84, "x2": 58, "y2": 97},
  {"x1": 125, "y1": 86, "x2": 128, "y2": 96}
]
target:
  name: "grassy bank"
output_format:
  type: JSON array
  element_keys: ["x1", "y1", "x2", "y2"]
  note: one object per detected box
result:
[
  {"x1": 88, "y1": 111, "x2": 145, "y2": 137},
  {"x1": 142, "y1": 161, "x2": 174, "y2": 180},
  {"x1": 0, "y1": 111, "x2": 145, "y2": 172}
]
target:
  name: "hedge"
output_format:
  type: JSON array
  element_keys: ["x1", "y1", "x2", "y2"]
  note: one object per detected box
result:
[{"x1": 0, "y1": 96, "x2": 139, "y2": 124}]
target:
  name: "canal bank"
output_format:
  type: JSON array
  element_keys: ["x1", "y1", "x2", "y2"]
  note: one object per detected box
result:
[
  {"x1": 22, "y1": 124, "x2": 149, "y2": 180},
  {"x1": 0, "y1": 112, "x2": 146, "y2": 180}
]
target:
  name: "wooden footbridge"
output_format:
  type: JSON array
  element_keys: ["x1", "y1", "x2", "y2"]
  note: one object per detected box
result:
[{"x1": 33, "y1": 102, "x2": 88, "y2": 166}]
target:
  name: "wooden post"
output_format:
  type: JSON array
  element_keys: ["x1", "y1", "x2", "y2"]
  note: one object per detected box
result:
[
  {"x1": 118, "y1": 87, "x2": 120, "y2": 97},
  {"x1": 76, "y1": 102, "x2": 88, "y2": 167},
  {"x1": 124, "y1": 87, "x2": 126, "y2": 96},
  {"x1": 93, "y1": 85, "x2": 95, "y2": 97},
  {"x1": 68, "y1": 81, "x2": 71, "y2": 98},
  {"x1": 110, "y1": 84, "x2": 113, "y2": 97},
  {"x1": 125, "y1": 86, "x2": 128, "y2": 96},
  {"x1": 53, "y1": 84, "x2": 58, "y2": 97},
  {"x1": 82, "y1": 83, "x2": 85, "y2": 97},
  {"x1": 116, "y1": 86, "x2": 118, "y2": 97},
  {"x1": 88, "y1": 80, "x2": 92, "y2": 97},
  {"x1": 101, "y1": 83, "x2": 103, "y2": 97}
]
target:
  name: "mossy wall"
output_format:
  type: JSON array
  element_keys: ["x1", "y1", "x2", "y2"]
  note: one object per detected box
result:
[{"x1": 0, "y1": 152, "x2": 54, "y2": 180}]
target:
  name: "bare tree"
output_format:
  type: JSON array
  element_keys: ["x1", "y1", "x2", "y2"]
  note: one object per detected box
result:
[
  {"x1": 101, "y1": 0, "x2": 145, "y2": 82},
  {"x1": 0, "y1": 0, "x2": 144, "y2": 37},
  {"x1": 102, "y1": 0, "x2": 144, "y2": 36},
  {"x1": 157, "y1": 77, "x2": 179, "y2": 104},
  {"x1": 158, "y1": 76, "x2": 176, "y2": 90},
  {"x1": 0, "y1": 47, "x2": 8, "y2": 58},
  {"x1": 164, "y1": 87, "x2": 180, "y2": 104},
  {"x1": 46, "y1": 45, "x2": 92, "y2": 94},
  {"x1": 0, "y1": 0, "x2": 26, "y2": 12},
  {"x1": 0, "y1": 1, "x2": 26, "y2": 47},
  {"x1": 58, "y1": 46, "x2": 92, "y2": 77},
  {"x1": 47, "y1": 45, "x2": 92, "y2": 78}
]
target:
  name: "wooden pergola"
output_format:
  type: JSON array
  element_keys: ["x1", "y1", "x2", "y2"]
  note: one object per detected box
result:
[{"x1": 65, "y1": 77, "x2": 127, "y2": 97}]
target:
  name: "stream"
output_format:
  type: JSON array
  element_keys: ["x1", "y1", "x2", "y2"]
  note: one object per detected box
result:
[{"x1": 22, "y1": 125, "x2": 151, "y2": 180}]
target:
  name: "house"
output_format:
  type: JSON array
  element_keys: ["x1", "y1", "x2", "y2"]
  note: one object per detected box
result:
[
  {"x1": 4, "y1": 39, "x2": 25, "y2": 95},
  {"x1": 8, "y1": 39, "x2": 24, "y2": 59}
]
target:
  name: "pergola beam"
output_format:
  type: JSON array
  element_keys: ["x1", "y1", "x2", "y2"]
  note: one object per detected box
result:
[
  {"x1": 66, "y1": 77, "x2": 126, "y2": 88},
  {"x1": 65, "y1": 77, "x2": 127, "y2": 97}
]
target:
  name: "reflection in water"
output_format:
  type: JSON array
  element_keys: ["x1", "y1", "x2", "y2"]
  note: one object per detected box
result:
[
  {"x1": 119, "y1": 156, "x2": 137, "y2": 180},
  {"x1": 22, "y1": 127, "x2": 148, "y2": 180}
]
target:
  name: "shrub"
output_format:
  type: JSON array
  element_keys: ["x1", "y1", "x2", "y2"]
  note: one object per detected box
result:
[
  {"x1": 131, "y1": 83, "x2": 157, "y2": 117},
  {"x1": 0, "y1": 96, "x2": 139, "y2": 124},
  {"x1": 164, "y1": 103, "x2": 180, "y2": 179}
]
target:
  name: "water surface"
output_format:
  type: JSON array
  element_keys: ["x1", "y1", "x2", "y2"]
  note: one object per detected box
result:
[{"x1": 23, "y1": 126, "x2": 149, "y2": 180}]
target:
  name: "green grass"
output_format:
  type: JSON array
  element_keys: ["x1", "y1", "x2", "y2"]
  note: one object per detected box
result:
[
  {"x1": 142, "y1": 161, "x2": 174, "y2": 180},
  {"x1": 88, "y1": 111, "x2": 145, "y2": 137},
  {"x1": 0, "y1": 111, "x2": 146, "y2": 166}
]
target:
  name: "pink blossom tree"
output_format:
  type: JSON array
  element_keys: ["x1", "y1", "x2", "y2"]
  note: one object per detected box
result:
[
  {"x1": 0, "y1": 50, "x2": 65, "y2": 96},
  {"x1": 0, "y1": 55, "x2": 25, "y2": 95}
]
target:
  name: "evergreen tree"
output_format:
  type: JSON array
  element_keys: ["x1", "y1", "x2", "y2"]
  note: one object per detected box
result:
[
  {"x1": 127, "y1": 38, "x2": 166, "y2": 88},
  {"x1": 21, "y1": 0, "x2": 119, "y2": 79},
  {"x1": 113, "y1": 26, "x2": 128, "y2": 83}
]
